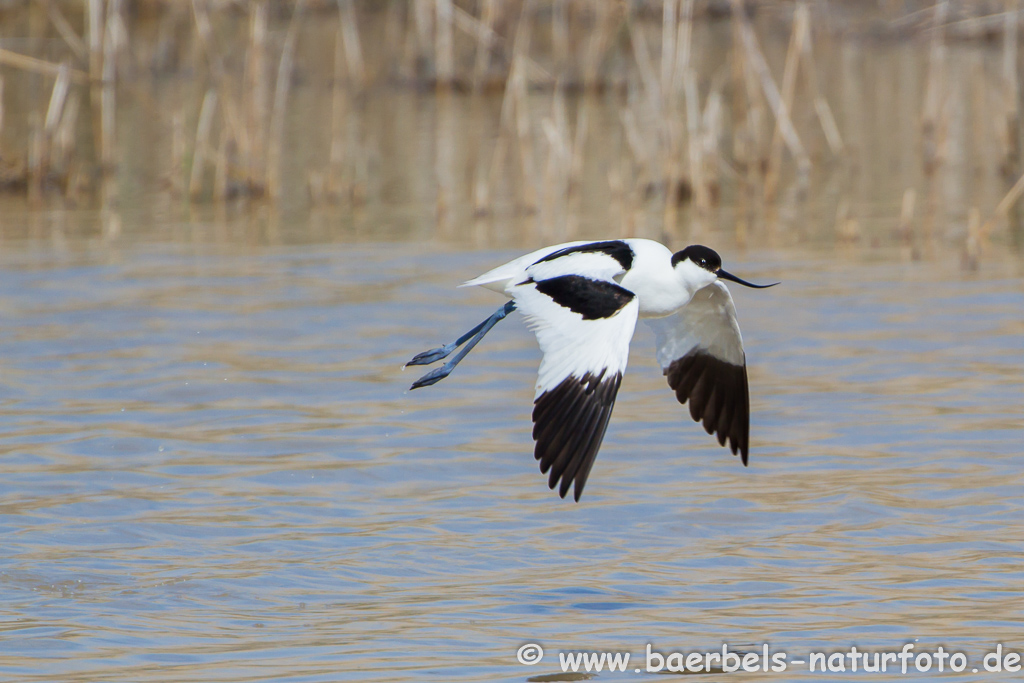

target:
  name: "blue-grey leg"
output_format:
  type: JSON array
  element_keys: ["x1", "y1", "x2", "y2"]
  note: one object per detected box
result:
[
  {"x1": 408, "y1": 300, "x2": 516, "y2": 389},
  {"x1": 406, "y1": 317, "x2": 493, "y2": 366}
]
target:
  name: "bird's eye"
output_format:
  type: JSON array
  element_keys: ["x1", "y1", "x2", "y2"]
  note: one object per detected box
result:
[{"x1": 700, "y1": 259, "x2": 707, "y2": 266}]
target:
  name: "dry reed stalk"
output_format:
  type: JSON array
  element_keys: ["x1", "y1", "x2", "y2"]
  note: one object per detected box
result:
[
  {"x1": 383, "y1": 0, "x2": 403, "y2": 58},
  {"x1": 329, "y1": 17, "x2": 349, "y2": 199},
  {"x1": 412, "y1": 0, "x2": 433, "y2": 78},
  {"x1": 435, "y1": 0, "x2": 454, "y2": 89},
  {"x1": 672, "y1": 0, "x2": 694, "y2": 95},
  {"x1": 87, "y1": 0, "x2": 104, "y2": 172},
  {"x1": 52, "y1": 90, "x2": 77, "y2": 179},
  {"x1": 87, "y1": 0, "x2": 103, "y2": 80},
  {"x1": 189, "y1": 89, "x2": 217, "y2": 200},
  {"x1": 798, "y1": 8, "x2": 843, "y2": 156},
  {"x1": 0, "y1": 48, "x2": 89, "y2": 83},
  {"x1": 898, "y1": 187, "x2": 916, "y2": 240},
  {"x1": 569, "y1": 95, "x2": 589, "y2": 192},
  {"x1": 763, "y1": 3, "x2": 808, "y2": 202},
  {"x1": 191, "y1": 0, "x2": 247, "y2": 167},
  {"x1": 659, "y1": 1, "x2": 684, "y2": 225},
  {"x1": 552, "y1": 0, "x2": 568, "y2": 72},
  {"x1": 44, "y1": 63, "x2": 71, "y2": 138},
  {"x1": 397, "y1": 3, "x2": 417, "y2": 81},
  {"x1": 512, "y1": 68, "x2": 537, "y2": 212},
  {"x1": 477, "y1": 9, "x2": 522, "y2": 216},
  {"x1": 55, "y1": 92, "x2": 78, "y2": 165},
  {"x1": 471, "y1": 0, "x2": 497, "y2": 89},
  {"x1": 472, "y1": 147, "x2": 493, "y2": 215},
  {"x1": 661, "y1": 0, "x2": 678, "y2": 96},
  {"x1": 453, "y1": 5, "x2": 553, "y2": 86},
  {"x1": 100, "y1": 180, "x2": 120, "y2": 238},
  {"x1": 245, "y1": 2, "x2": 269, "y2": 191},
  {"x1": 582, "y1": 1, "x2": 612, "y2": 92},
  {"x1": 700, "y1": 85, "x2": 724, "y2": 201},
  {"x1": 338, "y1": 0, "x2": 366, "y2": 87},
  {"x1": 349, "y1": 107, "x2": 368, "y2": 207},
  {"x1": 922, "y1": 0, "x2": 949, "y2": 171},
  {"x1": 27, "y1": 115, "x2": 42, "y2": 199},
  {"x1": 42, "y1": 0, "x2": 87, "y2": 61},
  {"x1": 683, "y1": 70, "x2": 705, "y2": 212},
  {"x1": 729, "y1": 6, "x2": 763, "y2": 180},
  {"x1": 169, "y1": 110, "x2": 185, "y2": 196},
  {"x1": 435, "y1": 93, "x2": 459, "y2": 220},
  {"x1": 731, "y1": 0, "x2": 810, "y2": 181},
  {"x1": 968, "y1": 55, "x2": 990, "y2": 188},
  {"x1": 629, "y1": 16, "x2": 660, "y2": 110},
  {"x1": 667, "y1": 0, "x2": 695, "y2": 223},
  {"x1": 540, "y1": 86, "x2": 570, "y2": 219},
  {"x1": 37, "y1": 62, "x2": 71, "y2": 182},
  {"x1": 1002, "y1": 0, "x2": 1019, "y2": 174},
  {"x1": 625, "y1": 8, "x2": 675, "y2": 219},
  {"x1": 100, "y1": 0, "x2": 121, "y2": 170},
  {"x1": 508, "y1": 0, "x2": 537, "y2": 211},
  {"x1": 0, "y1": 76, "x2": 5, "y2": 140},
  {"x1": 728, "y1": 8, "x2": 747, "y2": 164},
  {"x1": 620, "y1": 109, "x2": 648, "y2": 178},
  {"x1": 267, "y1": 0, "x2": 306, "y2": 202},
  {"x1": 214, "y1": 139, "x2": 227, "y2": 201},
  {"x1": 965, "y1": 205, "x2": 982, "y2": 268}
]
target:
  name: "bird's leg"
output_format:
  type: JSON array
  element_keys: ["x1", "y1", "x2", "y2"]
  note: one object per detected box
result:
[
  {"x1": 408, "y1": 300, "x2": 516, "y2": 389},
  {"x1": 406, "y1": 317, "x2": 492, "y2": 366}
]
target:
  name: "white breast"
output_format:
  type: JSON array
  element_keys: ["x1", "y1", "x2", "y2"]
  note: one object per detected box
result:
[{"x1": 619, "y1": 239, "x2": 693, "y2": 318}]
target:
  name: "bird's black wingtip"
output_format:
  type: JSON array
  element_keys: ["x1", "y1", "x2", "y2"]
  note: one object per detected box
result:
[{"x1": 547, "y1": 477, "x2": 583, "y2": 502}]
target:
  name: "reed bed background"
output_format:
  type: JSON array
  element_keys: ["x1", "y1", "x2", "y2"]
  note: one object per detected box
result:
[{"x1": 0, "y1": 0, "x2": 1022, "y2": 264}]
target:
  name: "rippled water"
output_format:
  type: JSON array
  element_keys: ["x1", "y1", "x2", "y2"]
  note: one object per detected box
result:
[
  {"x1": 0, "y1": 227, "x2": 1021, "y2": 682},
  {"x1": 3, "y1": 0, "x2": 1024, "y2": 677}
]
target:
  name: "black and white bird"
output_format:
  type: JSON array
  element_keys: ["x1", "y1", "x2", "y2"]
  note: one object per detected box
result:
[{"x1": 406, "y1": 239, "x2": 777, "y2": 502}]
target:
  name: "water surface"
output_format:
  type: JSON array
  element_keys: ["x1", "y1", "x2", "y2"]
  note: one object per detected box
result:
[{"x1": 0, "y1": 230, "x2": 1021, "y2": 682}]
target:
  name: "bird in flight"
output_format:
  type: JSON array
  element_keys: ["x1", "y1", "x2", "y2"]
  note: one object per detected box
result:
[{"x1": 406, "y1": 239, "x2": 777, "y2": 501}]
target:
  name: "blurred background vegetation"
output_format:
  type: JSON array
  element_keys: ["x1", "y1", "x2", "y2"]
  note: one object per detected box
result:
[{"x1": 0, "y1": 0, "x2": 1022, "y2": 264}]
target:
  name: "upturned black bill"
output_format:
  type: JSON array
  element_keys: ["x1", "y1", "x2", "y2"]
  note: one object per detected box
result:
[{"x1": 718, "y1": 269, "x2": 779, "y2": 289}]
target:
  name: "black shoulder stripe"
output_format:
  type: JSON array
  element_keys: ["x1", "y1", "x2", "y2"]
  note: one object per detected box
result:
[
  {"x1": 533, "y1": 240, "x2": 634, "y2": 271},
  {"x1": 534, "y1": 275, "x2": 635, "y2": 320},
  {"x1": 665, "y1": 350, "x2": 750, "y2": 464}
]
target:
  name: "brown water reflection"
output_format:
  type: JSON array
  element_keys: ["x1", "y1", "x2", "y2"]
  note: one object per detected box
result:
[{"x1": 2, "y1": 4, "x2": 1024, "y2": 255}]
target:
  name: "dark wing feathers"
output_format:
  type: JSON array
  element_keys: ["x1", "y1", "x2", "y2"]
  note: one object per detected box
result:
[
  {"x1": 648, "y1": 281, "x2": 753, "y2": 465},
  {"x1": 532, "y1": 371, "x2": 622, "y2": 502},
  {"x1": 512, "y1": 269, "x2": 638, "y2": 501},
  {"x1": 665, "y1": 351, "x2": 749, "y2": 463}
]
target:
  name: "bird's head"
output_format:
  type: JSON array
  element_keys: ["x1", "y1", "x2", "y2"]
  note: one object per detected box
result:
[{"x1": 671, "y1": 245, "x2": 779, "y2": 292}]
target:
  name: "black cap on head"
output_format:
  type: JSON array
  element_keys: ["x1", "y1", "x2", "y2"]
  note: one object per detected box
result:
[
  {"x1": 672, "y1": 245, "x2": 780, "y2": 288},
  {"x1": 671, "y1": 245, "x2": 721, "y2": 272}
]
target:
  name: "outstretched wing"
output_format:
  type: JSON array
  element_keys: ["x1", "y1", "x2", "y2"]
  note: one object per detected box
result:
[
  {"x1": 510, "y1": 274, "x2": 640, "y2": 501},
  {"x1": 645, "y1": 281, "x2": 751, "y2": 464}
]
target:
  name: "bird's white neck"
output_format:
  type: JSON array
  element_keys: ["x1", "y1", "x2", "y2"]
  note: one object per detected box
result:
[{"x1": 619, "y1": 259, "x2": 700, "y2": 319}]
